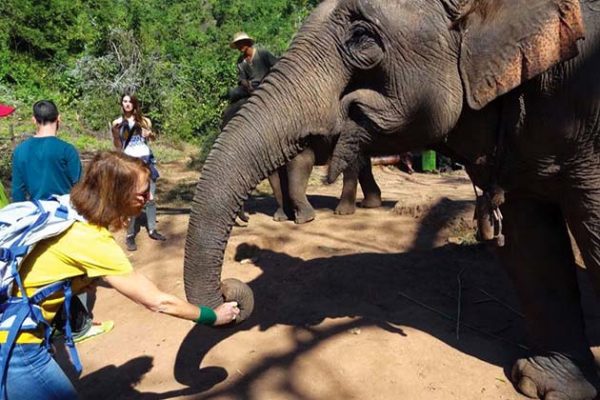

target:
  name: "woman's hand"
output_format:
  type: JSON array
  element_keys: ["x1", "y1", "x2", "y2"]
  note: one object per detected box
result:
[{"x1": 214, "y1": 301, "x2": 240, "y2": 325}]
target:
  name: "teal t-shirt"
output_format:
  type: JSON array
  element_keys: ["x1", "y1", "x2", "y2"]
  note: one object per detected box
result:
[{"x1": 11, "y1": 136, "x2": 82, "y2": 201}]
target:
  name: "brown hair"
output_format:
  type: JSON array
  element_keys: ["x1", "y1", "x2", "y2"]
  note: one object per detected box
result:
[
  {"x1": 71, "y1": 151, "x2": 150, "y2": 230},
  {"x1": 121, "y1": 93, "x2": 149, "y2": 129}
]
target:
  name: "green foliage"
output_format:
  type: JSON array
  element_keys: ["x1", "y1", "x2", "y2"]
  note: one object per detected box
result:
[{"x1": 0, "y1": 0, "x2": 317, "y2": 151}]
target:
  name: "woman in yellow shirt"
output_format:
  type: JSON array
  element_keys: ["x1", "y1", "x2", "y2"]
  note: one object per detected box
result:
[{"x1": 0, "y1": 151, "x2": 239, "y2": 400}]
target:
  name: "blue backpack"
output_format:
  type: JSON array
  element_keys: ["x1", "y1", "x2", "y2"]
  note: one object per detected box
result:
[{"x1": 0, "y1": 195, "x2": 84, "y2": 390}]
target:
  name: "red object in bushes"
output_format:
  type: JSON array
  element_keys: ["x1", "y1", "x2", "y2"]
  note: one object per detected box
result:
[{"x1": 0, "y1": 104, "x2": 15, "y2": 117}]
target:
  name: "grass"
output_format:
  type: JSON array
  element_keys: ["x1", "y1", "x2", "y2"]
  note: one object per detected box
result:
[
  {"x1": 0, "y1": 112, "x2": 203, "y2": 184},
  {"x1": 447, "y1": 219, "x2": 478, "y2": 245}
]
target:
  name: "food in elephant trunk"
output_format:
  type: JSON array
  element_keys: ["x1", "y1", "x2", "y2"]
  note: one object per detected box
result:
[{"x1": 186, "y1": 0, "x2": 600, "y2": 398}]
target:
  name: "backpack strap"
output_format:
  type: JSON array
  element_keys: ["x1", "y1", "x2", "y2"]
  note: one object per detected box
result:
[
  {"x1": 44, "y1": 281, "x2": 82, "y2": 373},
  {"x1": 7, "y1": 206, "x2": 51, "y2": 301},
  {"x1": 0, "y1": 297, "x2": 31, "y2": 396},
  {"x1": 120, "y1": 122, "x2": 137, "y2": 150},
  {"x1": 54, "y1": 204, "x2": 69, "y2": 220},
  {"x1": 0, "y1": 280, "x2": 82, "y2": 396},
  {"x1": 29, "y1": 280, "x2": 81, "y2": 372}
]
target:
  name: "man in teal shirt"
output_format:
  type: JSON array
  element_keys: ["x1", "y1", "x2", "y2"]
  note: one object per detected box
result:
[{"x1": 11, "y1": 100, "x2": 81, "y2": 201}]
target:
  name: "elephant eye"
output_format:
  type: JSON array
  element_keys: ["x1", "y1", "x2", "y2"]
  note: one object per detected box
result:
[{"x1": 343, "y1": 21, "x2": 385, "y2": 70}]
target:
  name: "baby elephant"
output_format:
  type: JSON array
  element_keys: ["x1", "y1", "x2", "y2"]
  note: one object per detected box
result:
[{"x1": 222, "y1": 99, "x2": 382, "y2": 224}]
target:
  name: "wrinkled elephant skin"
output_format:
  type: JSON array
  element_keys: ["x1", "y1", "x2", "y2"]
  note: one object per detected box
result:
[{"x1": 185, "y1": 1, "x2": 600, "y2": 399}]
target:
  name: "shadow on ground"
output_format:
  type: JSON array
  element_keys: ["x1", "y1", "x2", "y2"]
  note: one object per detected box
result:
[{"x1": 76, "y1": 195, "x2": 600, "y2": 399}]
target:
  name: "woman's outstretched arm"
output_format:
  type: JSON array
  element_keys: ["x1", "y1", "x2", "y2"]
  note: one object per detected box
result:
[{"x1": 103, "y1": 271, "x2": 239, "y2": 325}]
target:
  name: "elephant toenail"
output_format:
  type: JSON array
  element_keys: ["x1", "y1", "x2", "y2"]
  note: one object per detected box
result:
[
  {"x1": 544, "y1": 391, "x2": 570, "y2": 400},
  {"x1": 517, "y1": 376, "x2": 539, "y2": 399}
]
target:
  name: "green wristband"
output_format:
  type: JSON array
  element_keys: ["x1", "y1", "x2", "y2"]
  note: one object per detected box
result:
[{"x1": 195, "y1": 306, "x2": 217, "y2": 326}]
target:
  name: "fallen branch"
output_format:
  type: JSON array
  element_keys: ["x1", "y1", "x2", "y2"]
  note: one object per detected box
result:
[
  {"x1": 397, "y1": 291, "x2": 528, "y2": 350},
  {"x1": 476, "y1": 288, "x2": 524, "y2": 318}
]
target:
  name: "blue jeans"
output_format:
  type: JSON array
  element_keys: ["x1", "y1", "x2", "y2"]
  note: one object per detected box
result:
[
  {"x1": 127, "y1": 179, "x2": 157, "y2": 236},
  {"x1": 1, "y1": 343, "x2": 77, "y2": 400}
]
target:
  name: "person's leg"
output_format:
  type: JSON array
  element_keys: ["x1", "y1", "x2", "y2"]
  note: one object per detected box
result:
[
  {"x1": 4, "y1": 343, "x2": 78, "y2": 400},
  {"x1": 69, "y1": 293, "x2": 92, "y2": 339},
  {"x1": 268, "y1": 168, "x2": 292, "y2": 221},
  {"x1": 228, "y1": 86, "x2": 250, "y2": 102},
  {"x1": 146, "y1": 180, "x2": 165, "y2": 241},
  {"x1": 126, "y1": 216, "x2": 138, "y2": 251},
  {"x1": 286, "y1": 148, "x2": 316, "y2": 224}
]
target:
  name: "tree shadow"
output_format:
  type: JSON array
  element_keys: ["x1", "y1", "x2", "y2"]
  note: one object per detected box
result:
[
  {"x1": 171, "y1": 240, "x2": 529, "y2": 399},
  {"x1": 168, "y1": 195, "x2": 600, "y2": 398},
  {"x1": 75, "y1": 196, "x2": 600, "y2": 398},
  {"x1": 171, "y1": 240, "x2": 600, "y2": 399}
]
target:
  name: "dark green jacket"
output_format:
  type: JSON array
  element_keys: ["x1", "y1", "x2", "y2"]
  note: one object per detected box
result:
[{"x1": 237, "y1": 48, "x2": 278, "y2": 87}]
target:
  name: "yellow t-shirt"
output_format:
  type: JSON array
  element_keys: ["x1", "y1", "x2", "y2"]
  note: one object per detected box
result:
[{"x1": 0, "y1": 221, "x2": 133, "y2": 343}]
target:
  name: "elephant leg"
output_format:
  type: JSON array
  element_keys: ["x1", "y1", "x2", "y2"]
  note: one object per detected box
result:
[
  {"x1": 357, "y1": 156, "x2": 382, "y2": 208},
  {"x1": 287, "y1": 148, "x2": 316, "y2": 224},
  {"x1": 499, "y1": 198, "x2": 596, "y2": 400},
  {"x1": 335, "y1": 167, "x2": 358, "y2": 215},
  {"x1": 238, "y1": 206, "x2": 249, "y2": 222},
  {"x1": 268, "y1": 168, "x2": 293, "y2": 222},
  {"x1": 564, "y1": 191, "x2": 600, "y2": 294}
]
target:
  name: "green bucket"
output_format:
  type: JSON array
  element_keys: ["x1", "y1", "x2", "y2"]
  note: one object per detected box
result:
[{"x1": 421, "y1": 150, "x2": 436, "y2": 172}]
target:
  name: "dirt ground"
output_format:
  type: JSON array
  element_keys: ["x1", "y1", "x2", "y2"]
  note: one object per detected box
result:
[{"x1": 65, "y1": 160, "x2": 600, "y2": 400}]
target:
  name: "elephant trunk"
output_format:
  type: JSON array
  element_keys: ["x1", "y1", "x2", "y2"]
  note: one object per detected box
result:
[{"x1": 184, "y1": 35, "x2": 347, "y2": 308}]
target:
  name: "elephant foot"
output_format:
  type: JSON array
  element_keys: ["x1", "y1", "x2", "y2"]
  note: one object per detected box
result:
[
  {"x1": 359, "y1": 195, "x2": 382, "y2": 209},
  {"x1": 335, "y1": 202, "x2": 356, "y2": 215},
  {"x1": 512, "y1": 355, "x2": 597, "y2": 400},
  {"x1": 294, "y1": 208, "x2": 315, "y2": 224},
  {"x1": 273, "y1": 208, "x2": 290, "y2": 222}
]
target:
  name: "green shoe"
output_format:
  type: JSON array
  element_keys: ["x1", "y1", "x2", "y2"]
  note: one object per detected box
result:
[{"x1": 74, "y1": 320, "x2": 114, "y2": 344}]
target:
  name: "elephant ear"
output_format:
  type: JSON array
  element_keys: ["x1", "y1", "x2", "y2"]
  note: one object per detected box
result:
[{"x1": 457, "y1": 0, "x2": 584, "y2": 110}]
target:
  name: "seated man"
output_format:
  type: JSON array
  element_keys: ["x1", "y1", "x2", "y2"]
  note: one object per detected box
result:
[
  {"x1": 228, "y1": 32, "x2": 278, "y2": 102},
  {"x1": 226, "y1": 33, "x2": 278, "y2": 225}
]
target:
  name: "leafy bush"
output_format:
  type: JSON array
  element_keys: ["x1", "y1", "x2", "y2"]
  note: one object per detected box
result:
[{"x1": 0, "y1": 0, "x2": 319, "y2": 184}]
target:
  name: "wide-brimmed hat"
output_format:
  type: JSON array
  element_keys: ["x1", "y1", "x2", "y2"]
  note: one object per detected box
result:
[
  {"x1": 0, "y1": 104, "x2": 15, "y2": 117},
  {"x1": 230, "y1": 32, "x2": 254, "y2": 48}
]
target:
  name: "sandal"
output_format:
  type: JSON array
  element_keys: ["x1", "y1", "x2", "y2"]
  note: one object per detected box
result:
[{"x1": 74, "y1": 320, "x2": 114, "y2": 344}]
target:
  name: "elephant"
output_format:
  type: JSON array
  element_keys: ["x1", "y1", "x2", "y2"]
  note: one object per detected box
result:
[
  {"x1": 185, "y1": 1, "x2": 600, "y2": 399},
  {"x1": 221, "y1": 98, "x2": 383, "y2": 224}
]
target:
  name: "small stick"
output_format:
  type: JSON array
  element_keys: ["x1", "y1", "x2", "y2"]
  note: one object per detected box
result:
[
  {"x1": 397, "y1": 291, "x2": 528, "y2": 350},
  {"x1": 477, "y1": 288, "x2": 524, "y2": 318}
]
